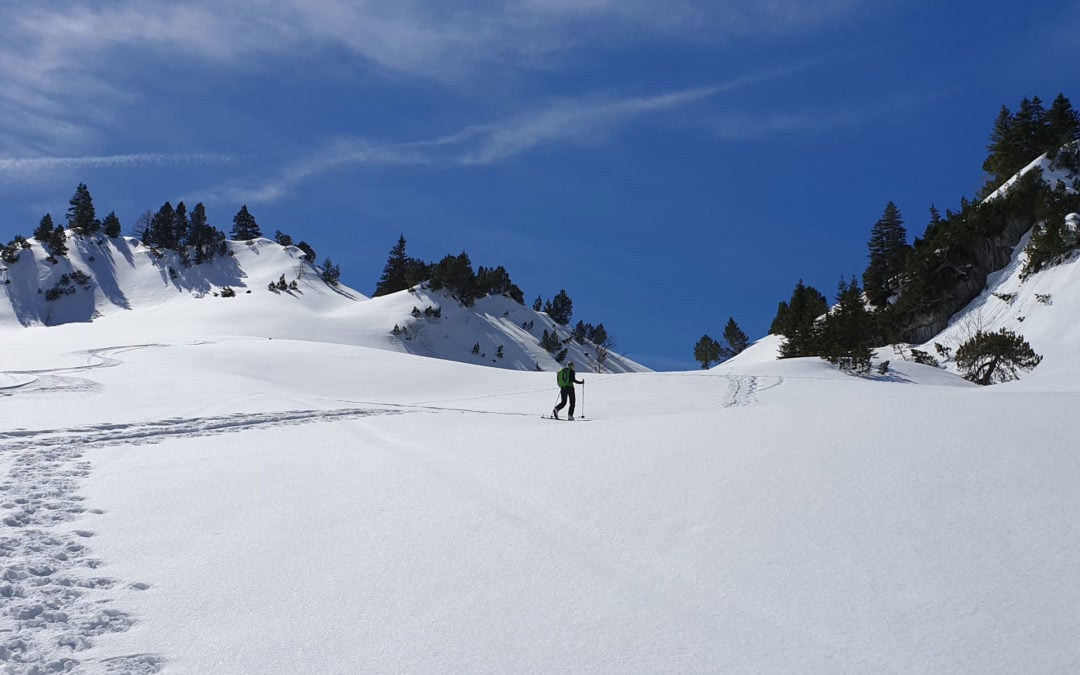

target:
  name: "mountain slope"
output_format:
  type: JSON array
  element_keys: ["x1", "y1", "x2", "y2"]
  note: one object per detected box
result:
[{"x1": 0, "y1": 234, "x2": 646, "y2": 373}]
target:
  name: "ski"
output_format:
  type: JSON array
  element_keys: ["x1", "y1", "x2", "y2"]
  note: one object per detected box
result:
[{"x1": 540, "y1": 415, "x2": 589, "y2": 421}]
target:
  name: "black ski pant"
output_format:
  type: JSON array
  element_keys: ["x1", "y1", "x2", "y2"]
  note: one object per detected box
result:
[{"x1": 555, "y1": 385, "x2": 576, "y2": 416}]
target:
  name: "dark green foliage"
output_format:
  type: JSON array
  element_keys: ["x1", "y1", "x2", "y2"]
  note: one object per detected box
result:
[
  {"x1": 588, "y1": 323, "x2": 609, "y2": 347},
  {"x1": 1, "y1": 235, "x2": 29, "y2": 263},
  {"x1": 908, "y1": 349, "x2": 940, "y2": 367},
  {"x1": 296, "y1": 241, "x2": 316, "y2": 262},
  {"x1": 894, "y1": 167, "x2": 1058, "y2": 333},
  {"x1": 173, "y1": 201, "x2": 190, "y2": 248},
  {"x1": 544, "y1": 289, "x2": 573, "y2": 325},
  {"x1": 533, "y1": 296, "x2": 543, "y2": 312},
  {"x1": 66, "y1": 183, "x2": 100, "y2": 234},
  {"x1": 1020, "y1": 178, "x2": 1080, "y2": 278},
  {"x1": 36, "y1": 213, "x2": 68, "y2": 259},
  {"x1": 955, "y1": 328, "x2": 1042, "y2": 385},
  {"x1": 777, "y1": 280, "x2": 828, "y2": 358},
  {"x1": 429, "y1": 252, "x2": 477, "y2": 304},
  {"x1": 981, "y1": 94, "x2": 1080, "y2": 195},
  {"x1": 375, "y1": 235, "x2": 411, "y2": 297},
  {"x1": 188, "y1": 203, "x2": 227, "y2": 263},
  {"x1": 769, "y1": 301, "x2": 789, "y2": 335},
  {"x1": 722, "y1": 317, "x2": 749, "y2": 355},
  {"x1": 102, "y1": 211, "x2": 122, "y2": 238},
  {"x1": 231, "y1": 205, "x2": 262, "y2": 240},
  {"x1": 274, "y1": 230, "x2": 294, "y2": 247},
  {"x1": 818, "y1": 277, "x2": 874, "y2": 372},
  {"x1": 540, "y1": 329, "x2": 561, "y2": 353},
  {"x1": 148, "y1": 202, "x2": 177, "y2": 249},
  {"x1": 33, "y1": 213, "x2": 55, "y2": 243},
  {"x1": 320, "y1": 257, "x2": 341, "y2": 286},
  {"x1": 476, "y1": 265, "x2": 524, "y2": 303},
  {"x1": 863, "y1": 201, "x2": 910, "y2": 308},
  {"x1": 694, "y1": 334, "x2": 723, "y2": 369},
  {"x1": 220, "y1": 286, "x2": 236, "y2": 298}
]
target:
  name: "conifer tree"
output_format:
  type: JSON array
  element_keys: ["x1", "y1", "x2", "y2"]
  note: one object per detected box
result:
[
  {"x1": 296, "y1": 241, "x2": 316, "y2": 262},
  {"x1": 819, "y1": 277, "x2": 874, "y2": 372},
  {"x1": 694, "y1": 334, "x2": 722, "y2": 369},
  {"x1": 544, "y1": 289, "x2": 573, "y2": 325},
  {"x1": 769, "y1": 301, "x2": 789, "y2": 335},
  {"x1": 722, "y1": 317, "x2": 749, "y2": 356},
  {"x1": 374, "y1": 235, "x2": 410, "y2": 297},
  {"x1": 188, "y1": 203, "x2": 224, "y2": 263},
  {"x1": 956, "y1": 328, "x2": 1042, "y2": 385},
  {"x1": 321, "y1": 257, "x2": 341, "y2": 285},
  {"x1": 274, "y1": 230, "x2": 294, "y2": 247},
  {"x1": 173, "y1": 201, "x2": 190, "y2": 249},
  {"x1": 231, "y1": 205, "x2": 262, "y2": 240},
  {"x1": 778, "y1": 280, "x2": 828, "y2": 358},
  {"x1": 149, "y1": 202, "x2": 177, "y2": 249},
  {"x1": 66, "y1": 183, "x2": 100, "y2": 234},
  {"x1": 102, "y1": 211, "x2": 122, "y2": 238},
  {"x1": 1046, "y1": 93, "x2": 1080, "y2": 154},
  {"x1": 863, "y1": 201, "x2": 910, "y2": 308},
  {"x1": 33, "y1": 213, "x2": 55, "y2": 243}
]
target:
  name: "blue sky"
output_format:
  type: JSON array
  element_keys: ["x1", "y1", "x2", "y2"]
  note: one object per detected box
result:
[{"x1": 2, "y1": 0, "x2": 1079, "y2": 370}]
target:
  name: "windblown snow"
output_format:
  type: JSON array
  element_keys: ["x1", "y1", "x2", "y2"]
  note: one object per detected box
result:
[{"x1": 2, "y1": 229, "x2": 1079, "y2": 672}]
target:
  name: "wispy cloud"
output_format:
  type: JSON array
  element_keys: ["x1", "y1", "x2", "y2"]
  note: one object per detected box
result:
[
  {"x1": 0, "y1": 1, "x2": 872, "y2": 154},
  {"x1": 221, "y1": 84, "x2": 723, "y2": 203},
  {"x1": 0, "y1": 153, "x2": 237, "y2": 179}
]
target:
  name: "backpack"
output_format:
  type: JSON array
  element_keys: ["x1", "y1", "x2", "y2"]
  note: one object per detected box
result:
[{"x1": 556, "y1": 367, "x2": 571, "y2": 387}]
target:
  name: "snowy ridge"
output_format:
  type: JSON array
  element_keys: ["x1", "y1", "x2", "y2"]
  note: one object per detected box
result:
[{"x1": 0, "y1": 233, "x2": 647, "y2": 373}]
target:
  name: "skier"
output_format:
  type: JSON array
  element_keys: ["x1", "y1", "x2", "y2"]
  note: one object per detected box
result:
[{"x1": 552, "y1": 361, "x2": 584, "y2": 420}]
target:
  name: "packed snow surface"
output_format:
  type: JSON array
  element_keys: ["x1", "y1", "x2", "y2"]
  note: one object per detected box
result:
[{"x1": 2, "y1": 231, "x2": 1080, "y2": 672}]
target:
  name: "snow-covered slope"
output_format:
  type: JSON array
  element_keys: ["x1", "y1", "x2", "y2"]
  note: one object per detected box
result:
[
  {"x1": 3, "y1": 323, "x2": 1079, "y2": 672},
  {"x1": 918, "y1": 227, "x2": 1080, "y2": 385},
  {"x1": 0, "y1": 233, "x2": 646, "y2": 373}
]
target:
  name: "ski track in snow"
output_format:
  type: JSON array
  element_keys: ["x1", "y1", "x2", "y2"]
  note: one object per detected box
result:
[
  {"x1": 0, "y1": 344, "x2": 423, "y2": 673},
  {"x1": 0, "y1": 343, "x2": 780, "y2": 672},
  {"x1": 0, "y1": 406, "x2": 416, "y2": 673},
  {"x1": 721, "y1": 374, "x2": 783, "y2": 408}
]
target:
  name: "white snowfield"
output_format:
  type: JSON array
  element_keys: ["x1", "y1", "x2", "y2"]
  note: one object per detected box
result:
[{"x1": 2, "y1": 231, "x2": 1080, "y2": 672}]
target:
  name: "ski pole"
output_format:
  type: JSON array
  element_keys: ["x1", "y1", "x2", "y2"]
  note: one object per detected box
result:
[{"x1": 581, "y1": 380, "x2": 585, "y2": 419}]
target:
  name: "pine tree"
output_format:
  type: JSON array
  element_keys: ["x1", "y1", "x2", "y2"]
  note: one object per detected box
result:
[
  {"x1": 274, "y1": 230, "x2": 294, "y2": 247},
  {"x1": 956, "y1": 328, "x2": 1042, "y2": 385},
  {"x1": 778, "y1": 280, "x2": 828, "y2": 358},
  {"x1": 374, "y1": 235, "x2": 410, "y2": 296},
  {"x1": 722, "y1": 317, "x2": 749, "y2": 356},
  {"x1": 231, "y1": 205, "x2": 262, "y2": 240},
  {"x1": 982, "y1": 105, "x2": 1019, "y2": 190},
  {"x1": 320, "y1": 257, "x2": 341, "y2": 286},
  {"x1": 296, "y1": 241, "x2": 316, "y2": 262},
  {"x1": 694, "y1": 334, "x2": 722, "y2": 369},
  {"x1": 1046, "y1": 93, "x2": 1080, "y2": 154},
  {"x1": 49, "y1": 221, "x2": 68, "y2": 258},
  {"x1": 102, "y1": 211, "x2": 122, "y2": 238},
  {"x1": 429, "y1": 252, "x2": 478, "y2": 304},
  {"x1": 769, "y1": 301, "x2": 789, "y2": 335},
  {"x1": 173, "y1": 201, "x2": 190, "y2": 249},
  {"x1": 533, "y1": 295, "x2": 543, "y2": 311},
  {"x1": 818, "y1": 277, "x2": 874, "y2": 372},
  {"x1": 148, "y1": 202, "x2": 176, "y2": 249},
  {"x1": 33, "y1": 213, "x2": 55, "y2": 243},
  {"x1": 863, "y1": 201, "x2": 910, "y2": 308},
  {"x1": 66, "y1": 183, "x2": 100, "y2": 234},
  {"x1": 545, "y1": 289, "x2": 573, "y2": 325}
]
